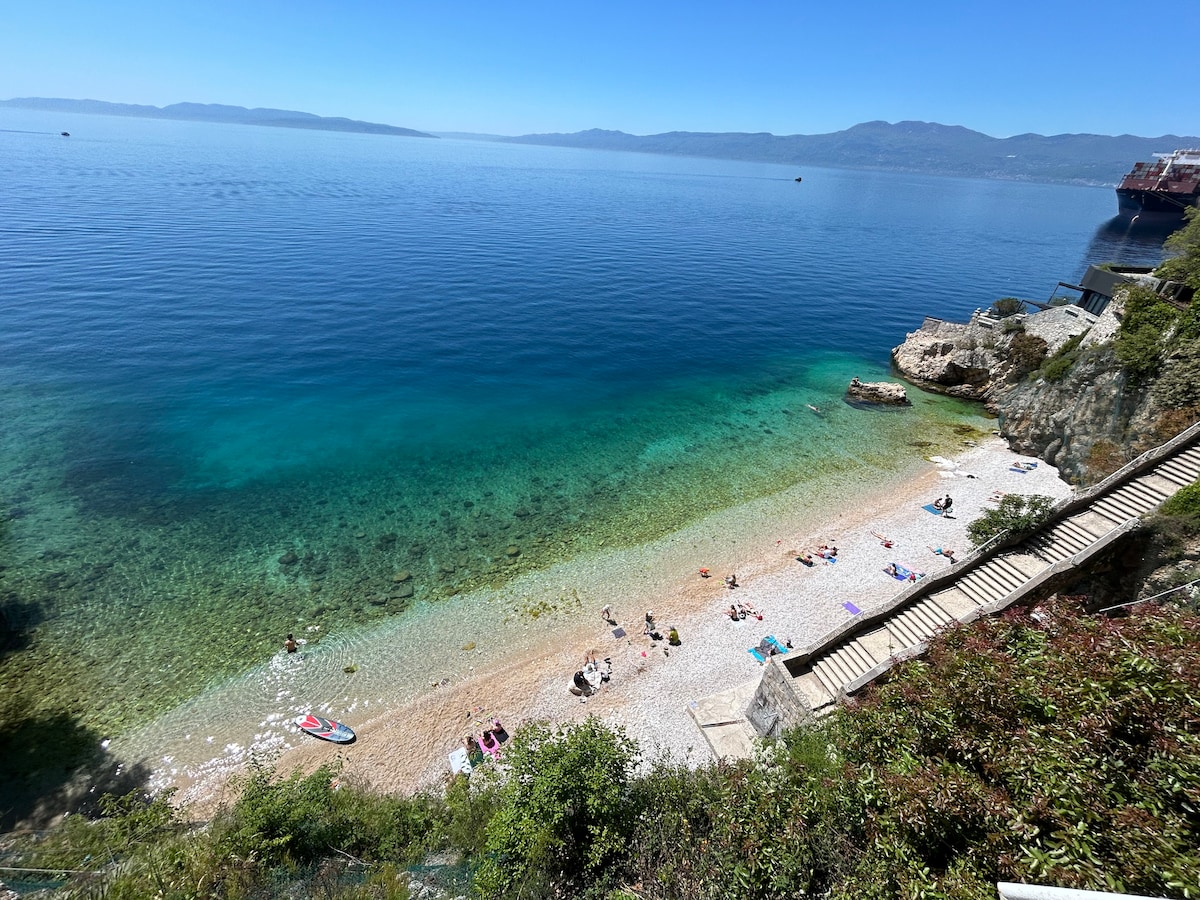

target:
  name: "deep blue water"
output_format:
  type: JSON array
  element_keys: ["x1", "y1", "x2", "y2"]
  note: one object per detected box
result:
[{"x1": 0, "y1": 109, "x2": 1169, "y2": 730}]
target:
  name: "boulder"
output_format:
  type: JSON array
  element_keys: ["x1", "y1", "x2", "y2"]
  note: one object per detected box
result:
[{"x1": 847, "y1": 377, "x2": 909, "y2": 405}]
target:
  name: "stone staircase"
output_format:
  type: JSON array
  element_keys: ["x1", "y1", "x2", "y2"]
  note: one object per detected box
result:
[{"x1": 748, "y1": 425, "x2": 1200, "y2": 734}]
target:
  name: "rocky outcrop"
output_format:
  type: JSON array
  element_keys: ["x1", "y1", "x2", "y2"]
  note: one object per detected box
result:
[
  {"x1": 891, "y1": 306, "x2": 1099, "y2": 408},
  {"x1": 892, "y1": 300, "x2": 1170, "y2": 484},
  {"x1": 846, "y1": 378, "x2": 908, "y2": 405},
  {"x1": 993, "y1": 344, "x2": 1158, "y2": 482}
]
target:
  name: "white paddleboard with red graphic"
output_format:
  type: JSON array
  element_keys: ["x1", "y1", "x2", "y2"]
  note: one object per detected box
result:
[{"x1": 295, "y1": 713, "x2": 356, "y2": 744}]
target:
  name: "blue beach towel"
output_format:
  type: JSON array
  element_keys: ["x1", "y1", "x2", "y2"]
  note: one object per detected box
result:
[
  {"x1": 922, "y1": 503, "x2": 943, "y2": 515},
  {"x1": 747, "y1": 647, "x2": 767, "y2": 663},
  {"x1": 1008, "y1": 467, "x2": 1028, "y2": 474},
  {"x1": 765, "y1": 635, "x2": 789, "y2": 654}
]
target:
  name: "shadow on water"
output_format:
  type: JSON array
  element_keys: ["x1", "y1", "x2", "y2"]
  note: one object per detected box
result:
[
  {"x1": 0, "y1": 708, "x2": 153, "y2": 830},
  {"x1": 1083, "y1": 216, "x2": 1176, "y2": 269}
]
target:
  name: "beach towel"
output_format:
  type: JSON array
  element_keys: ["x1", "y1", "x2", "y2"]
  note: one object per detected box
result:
[
  {"x1": 612, "y1": 627, "x2": 626, "y2": 638},
  {"x1": 922, "y1": 504, "x2": 943, "y2": 514},
  {"x1": 747, "y1": 647, "x2": 767, "y2": 663},
  {"x1": 890, "y1": 563, "x2": 925, "y2": 582},
  {"x1": 843, "y1": 601, "x2": 862, "y2": 615},
  {"x1": 764, "y1": 635, "x2": 789, "y2": 654},
  {"x1": 1008, "y1": 467, "x2": 1028, "y2": 474}
]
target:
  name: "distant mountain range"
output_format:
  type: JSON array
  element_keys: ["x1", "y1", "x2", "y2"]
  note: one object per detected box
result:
[
  {"x1": 0, "y1": 97, "x2": 435, "y2": 139},
  {"x1": 5, "y1": 98, "x2": 1197, "y2": 186},
  {"x1": 502, "y1": 122, "x2": 1200, "y2": 186}
]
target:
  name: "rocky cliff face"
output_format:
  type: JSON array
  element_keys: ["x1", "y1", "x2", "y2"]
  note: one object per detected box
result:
[
  {"x1": 994, "y1": 345, "x2": 1161, "y2": 483},
  {"x1": 892, "y1": 303, "x2": 1166, "y2": 484}
]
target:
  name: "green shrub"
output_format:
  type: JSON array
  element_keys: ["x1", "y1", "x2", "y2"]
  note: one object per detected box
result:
[
  {"x1": 475, "y1": 717, "x2": 639, "y2": 899},
  {"x1": 1114, "y1": 284, "x2": 1179, "y2": 379},
  {"x1": 1006, "y1": 331, "x2": 1048, "y2": 376},
  {"x1": 1037, "y1": 331, "x2": 1088, "y2": 382},
  {"x1": 967, "y1": 493, "x2": 1056, "y2": 546},
  {"x1": 1161, "y1": 481, "x2": 1200, "y2": 519},
  {"x1": 990, "y1": 297, "x2": 1025, "y2": 318}
]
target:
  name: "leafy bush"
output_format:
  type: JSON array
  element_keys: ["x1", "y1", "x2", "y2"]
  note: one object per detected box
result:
[
  {"x1": 829, "y1": 600, "x2": 1200, "y2": 898},
  {"x1": 1114, "y1": 284, "x2": 1179, "y2": 379},
  {"x1": 1161, "y1": 481, "x2": 1200, "y2": 520},
  {"x1": 1006, "y1": 331, "x2": 1048, "y2": 377},
  {"x1": 1037, "y1": 332, "x2": 1086, "y2": 382},
  {"x1": 475, "y1": 717, "x2": 639, "y2": 899},
  {"x1": 967, "y1": 493, "x2": 1056, "y2": 546},
  {"x1": 1156, "y1": 207, "x2": 1200, "y2": 291},
  {"x1": 990, "y1": 297, "x2": 1025, "y2": 318}
]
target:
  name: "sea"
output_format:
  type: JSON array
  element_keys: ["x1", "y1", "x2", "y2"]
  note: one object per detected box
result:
[{"x1": 0, "y1": 109, "x2": 1171, "y2": 778}]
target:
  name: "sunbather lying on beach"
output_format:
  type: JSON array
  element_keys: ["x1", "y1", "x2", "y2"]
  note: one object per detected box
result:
[
  {"x1": 928, "y1": 546, "x2": 956, "y2": 562},
  {"x1": 797, "y1": 552, "x2": 815, "y2": 566},
  {"x1": 740, "y1": 601, "x2": 763, "y2": 621},
  {"x1": 871, "y1": 530, "x2": 895, "y2": 548}
]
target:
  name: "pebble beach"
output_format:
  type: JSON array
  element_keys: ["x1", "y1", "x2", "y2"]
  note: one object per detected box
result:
[{"x1": 156, "y1": 435, "x2": 1073, "y2": 812}]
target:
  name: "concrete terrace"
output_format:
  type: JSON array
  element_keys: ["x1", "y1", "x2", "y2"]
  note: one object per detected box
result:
[{"x1": 691, "y1": 422, "x2": 1200, "y2": 758}]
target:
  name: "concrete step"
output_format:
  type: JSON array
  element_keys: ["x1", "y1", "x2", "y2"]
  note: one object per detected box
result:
[
  {"x1": 844, "y1": 639, "x2": 881, "y2": 670},
  {"x1": 930, "y1": 587, "x2": 978, "y2": 619},
  {"x1": 1064, "y1": 515, "x2": 1108, "y2": 540},
  {"x1": 964, "y1": 564, "x2": 1019, "y2": 599},
  {"x1": 955, "y1": 575, "x2": 997, "y2": 606},
  {"x1": 832, "y1": 644, "x2": 874, "y2": 680},
  {"x1": 908, "y1": 598, "x2": 951, "y2": 631},
  {"x1": 1092, "y1": 496, "x2": 1144, "y2": 522},
  {"x1": 1129, "y1": 477, "x2": 1170, "y2": 500},
  {"x1": 896, "y1": 609, "x2": 936, "y2": 643},
  {"x1": 885, "y1": 616, "x2": 924, "y2": 648},
  {"x1": 1114, "y1": 481, "x2": 1166, "y2": 509},
  {"x1": 916, "y1": 595, "x2": 956, "y2": 625},
  {"x1": 1025, "y1": 534, "x2": 1072, "y2": 563},
  {"x1": 1155, "y1": 459, "x2": 1198, "y2": 486},
  {"x1": 989, "y1": 557, "x2": 1030, "y2": 588},
  {"x1": 855, "y1": 627, "x2": 896, "y2": 663},
  {"x1": 1173, "y1": 445, "x2": 1200, "y2": 468},
  {"x1": 1057, "y1": 519, "x2": 1100, "y2": 547},
  {"x1": 795, "y1": 671, "x2": 835, "y2": 710},
  {"x1": 810, "y1": 662, "x2": 843, "y2": 700},
  {"x1": 999, "y1": 552, "x2": 1049, "y2": 579}
]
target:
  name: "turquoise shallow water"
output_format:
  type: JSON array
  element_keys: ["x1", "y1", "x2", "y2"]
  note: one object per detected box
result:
[{"x1": 0, "y1": 109, "x2": 1166, "y2": 741}]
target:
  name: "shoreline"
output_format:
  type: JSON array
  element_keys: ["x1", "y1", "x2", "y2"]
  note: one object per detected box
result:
[{"x1": 121, "y1": 435, "x2": 1074, "y2": 813}]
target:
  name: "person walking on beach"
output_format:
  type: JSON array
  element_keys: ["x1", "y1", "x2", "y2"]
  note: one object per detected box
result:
[
  {"x1": 600, "y1": 604, "x2": 613, "y2": 624},
  {"x1": 724, "y1": 573, "x2": 738, "y2": 588}
]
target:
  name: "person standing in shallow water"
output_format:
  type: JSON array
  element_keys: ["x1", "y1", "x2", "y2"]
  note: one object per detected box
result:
[{"x1": 284, "y1": 634, "x2": 298, "y2": 653}]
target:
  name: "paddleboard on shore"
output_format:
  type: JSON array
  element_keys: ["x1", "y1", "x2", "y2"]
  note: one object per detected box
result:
[{"x1": 295, "y1": 713, "x2": 356, "y2": 744}]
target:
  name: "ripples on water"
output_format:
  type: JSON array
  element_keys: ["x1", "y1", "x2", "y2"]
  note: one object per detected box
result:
[{"x1": 0, "y1": 109, "x2": 1168, "y2": 737}]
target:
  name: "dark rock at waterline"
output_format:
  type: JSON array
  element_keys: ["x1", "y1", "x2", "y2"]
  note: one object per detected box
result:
[
  {"x1": 393, "y1": 582, "x2": 414, "y2": 599},
  {"x1": 392, "y1": 569, "x2": 412, "y2": 583},
  {"x1": 278, "y1": 551, "x2": 300, "y2": 566}
]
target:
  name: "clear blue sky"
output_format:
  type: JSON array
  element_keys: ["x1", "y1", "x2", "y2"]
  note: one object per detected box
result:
[{"x1": 3, "y1": 0, "x2": 1197, "y2": 138}]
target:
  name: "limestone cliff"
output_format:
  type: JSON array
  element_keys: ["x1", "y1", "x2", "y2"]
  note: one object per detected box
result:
[
  {"x1": 892, "y1": 301, "x2": 1168, "y2": 484},
  {"x1": 891, "y1": 305, "x2": 1101, "y2": 407}
]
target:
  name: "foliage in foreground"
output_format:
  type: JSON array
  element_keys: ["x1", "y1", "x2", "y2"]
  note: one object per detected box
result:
[
  {"x1": 9, "y1": 602, "x2": 1198, "y2": 900},
  {"x1": 966, "y1": 492, "x2": 1056, "y2": 547}
]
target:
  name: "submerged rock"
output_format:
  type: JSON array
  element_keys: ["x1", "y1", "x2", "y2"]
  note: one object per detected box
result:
[{"x1": 278, "y1": 550, "x2": 299, "y2": 566}]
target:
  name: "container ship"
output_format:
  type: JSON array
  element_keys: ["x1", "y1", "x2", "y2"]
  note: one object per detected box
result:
[{"x1": 1116, "y1": 148, "x2": 1200, "y2": 220}]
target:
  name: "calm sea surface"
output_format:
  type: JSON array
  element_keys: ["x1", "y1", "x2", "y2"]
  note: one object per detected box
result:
[{"x1": 0, "y1": 110, "x2": 1168, "y2": 738}]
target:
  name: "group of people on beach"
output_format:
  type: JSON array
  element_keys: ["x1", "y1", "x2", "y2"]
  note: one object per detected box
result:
[{"x1": 727, "y1": 601, "x2": 762, "y2": 621}]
